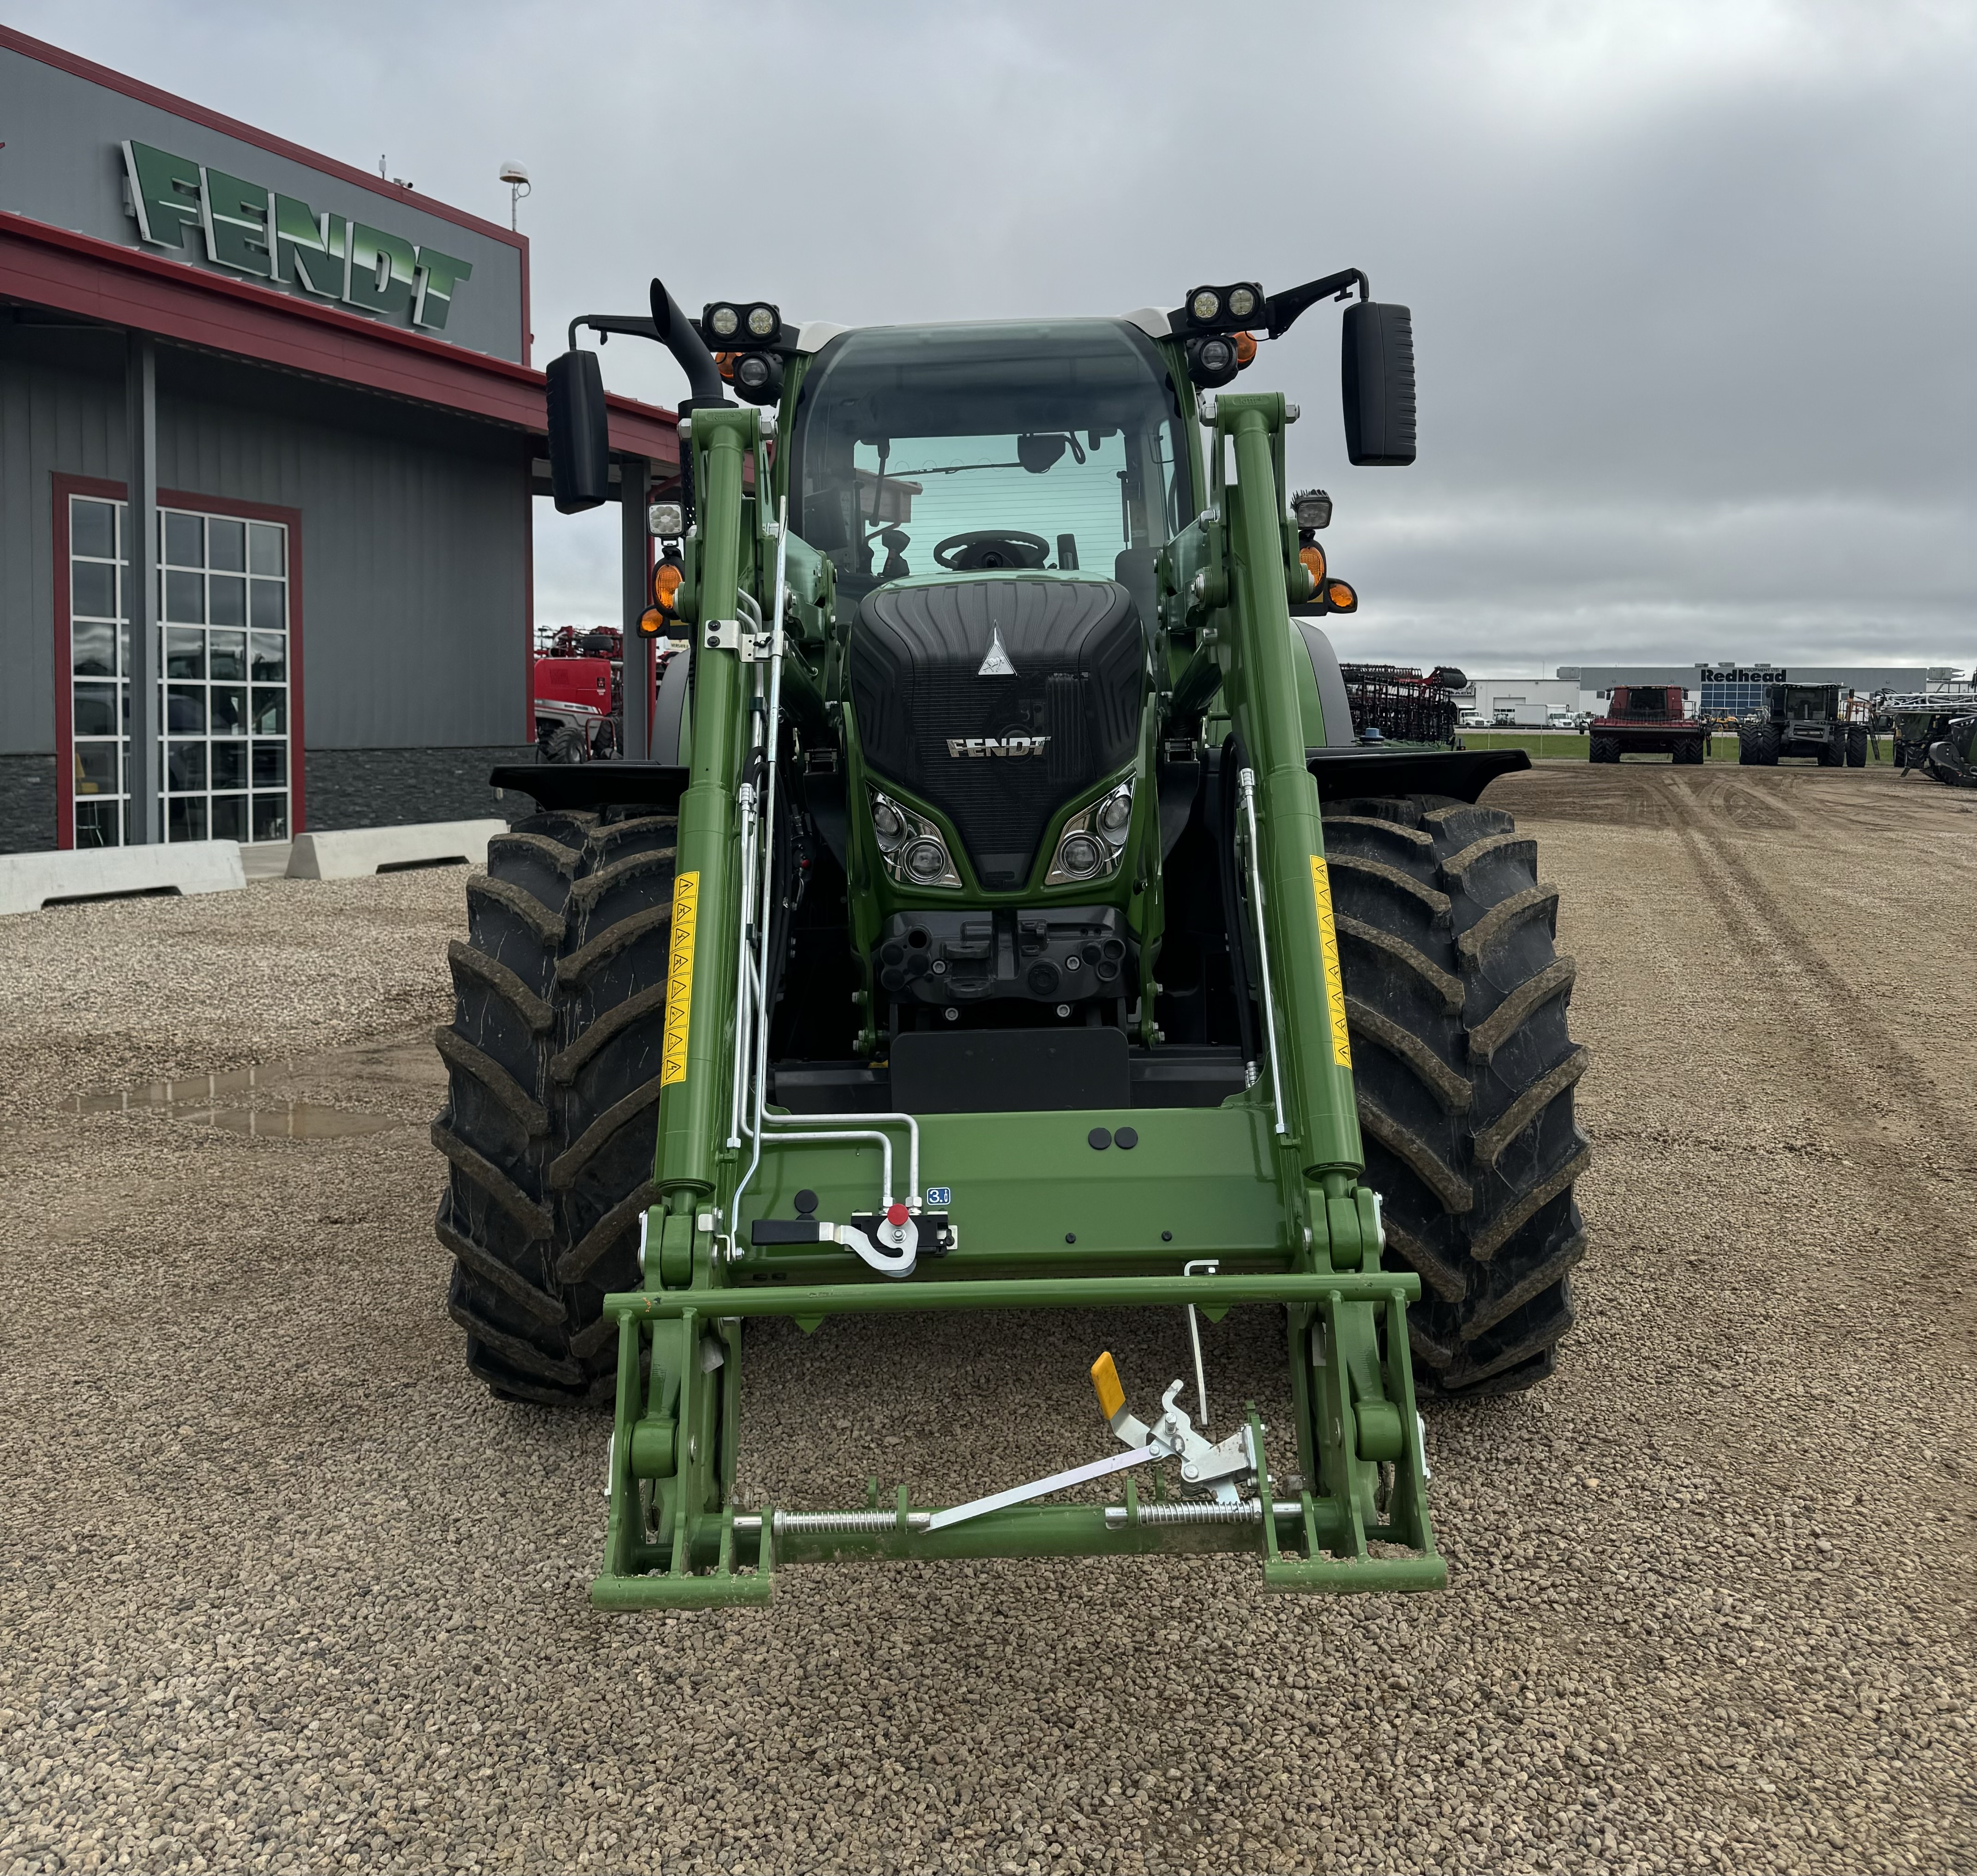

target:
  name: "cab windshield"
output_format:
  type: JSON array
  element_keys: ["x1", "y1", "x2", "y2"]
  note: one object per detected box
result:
[{"x1": 789, "y1": 319, "x2": 1191, "y2": 620}]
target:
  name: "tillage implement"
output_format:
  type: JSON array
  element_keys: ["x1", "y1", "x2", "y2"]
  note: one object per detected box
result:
[{"x1": 432, "y1": 270, "x2": 1592, "y2": 1607}]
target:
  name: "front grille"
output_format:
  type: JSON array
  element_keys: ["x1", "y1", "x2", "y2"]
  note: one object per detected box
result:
[{"x1": 850, "y1": 577, "x2": 1144, "y2": 887}]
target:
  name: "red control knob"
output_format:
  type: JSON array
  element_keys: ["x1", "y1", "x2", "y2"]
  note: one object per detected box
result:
[{"x1": 886, "y1": 1203, "x2": 909, "y2": 1228}]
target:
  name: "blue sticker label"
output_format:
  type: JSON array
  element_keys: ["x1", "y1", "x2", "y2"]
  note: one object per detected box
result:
[{"x1": 926, "y1": 1186, "x2": 953, "y2": 1207}]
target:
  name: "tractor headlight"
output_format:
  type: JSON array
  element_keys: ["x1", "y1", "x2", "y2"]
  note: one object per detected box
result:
[
  {"x1": 708, "y1": 304, "x2": 739, "y2": 338},
  {"x1": 1055, "y1": 833, "x2": 1105, "y2": 879},
  {"x1": 746, "y1": 305, "x2": 777, "y2": 338},
  {"x1": 1186, "y1": 334, "x2": 1241, "y2": 389},
  {"x1": 869, "y1": 789, "x2": 960, "y2": 887},
  {"x1": 903, "y1": 838, "x2": 951, "y2": 883},
  {"x1": 1191, "y1": 288, "x2": 1221, "y2": 323},
  {"x1": 1046, "y1": 779, "x2": 1133, "y2": 886},
  {"x1": 1227, "y1": 285, "x2": 1257, "y2": 319},
  {"x1": 733, "y1": 351, "x2": 785, "y2": 406}
]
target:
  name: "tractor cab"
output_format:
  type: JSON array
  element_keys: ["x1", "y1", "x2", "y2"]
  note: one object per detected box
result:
[{"x1": 789, "y1": 318, "x2": 1189, "y2": 626}]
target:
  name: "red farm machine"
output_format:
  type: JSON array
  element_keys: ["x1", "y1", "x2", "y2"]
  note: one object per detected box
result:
[{"x1": 1589, "y1": 686, "x2": 1704, "y2": 764}]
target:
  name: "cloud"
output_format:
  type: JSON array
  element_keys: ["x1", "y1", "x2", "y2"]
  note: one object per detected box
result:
[{"x1": 15, "y1": 0, "x2": 1974, "y2": 672}]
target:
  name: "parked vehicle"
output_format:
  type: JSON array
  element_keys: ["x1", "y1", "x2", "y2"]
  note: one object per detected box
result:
[{"x1": 1589, "y1": 686, "x2": 1703, "y2": 764}]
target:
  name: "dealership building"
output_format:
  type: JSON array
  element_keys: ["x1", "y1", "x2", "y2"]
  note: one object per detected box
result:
[{"x1": 0, "y1": 26, "x2": 677, "y2": 855}]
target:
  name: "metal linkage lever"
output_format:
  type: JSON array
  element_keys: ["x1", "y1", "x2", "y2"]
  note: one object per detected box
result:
[
  {"x1": 1097, "y1": 1353, "x2": 1256, "y2": 1506},
  {"x1": 926, "y1": 1350, "x2": 1258, "y2": 1533}
]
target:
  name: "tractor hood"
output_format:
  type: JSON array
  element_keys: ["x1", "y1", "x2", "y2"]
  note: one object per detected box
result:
[{"x1": 848, "y1": 573, "x2": 1145, "y2": 889}]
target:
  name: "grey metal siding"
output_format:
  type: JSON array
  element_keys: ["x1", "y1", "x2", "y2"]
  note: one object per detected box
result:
[
  {"x1": 0, "y1": 326, "x2": 122, "y2": 755},
  {"x1": 0, "y1": 325, "x2": 529, "y2": 761}
]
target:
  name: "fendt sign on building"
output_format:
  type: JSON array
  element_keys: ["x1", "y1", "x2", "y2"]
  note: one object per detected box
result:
[
  {"x1": 121, "y1": 140, "x2": 472, "y2": 334},
  {"x1": 0, "y1": 30, "x2": 527, "y2": 362}
]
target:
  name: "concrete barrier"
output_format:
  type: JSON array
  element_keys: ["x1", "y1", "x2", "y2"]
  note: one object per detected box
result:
[
  {"x1": 287, "y1": 819, "x2": 507, "y2": 881},
  {"x1": 0, "y1": 839, "x2": 247, "y2": 917}
]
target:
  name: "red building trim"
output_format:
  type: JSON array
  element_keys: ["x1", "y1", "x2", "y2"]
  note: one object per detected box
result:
[
  {"x1": 0, "y1": 214, "x2": 676, "y2": 463},
  {"x1": 50, "y1": 473, "x2": 307, "y2": 847}
]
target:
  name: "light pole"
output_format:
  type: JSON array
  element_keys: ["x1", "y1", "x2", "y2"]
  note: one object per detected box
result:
[{"x1": 499, "y1": 162, "x2": 531, "y2": 231}]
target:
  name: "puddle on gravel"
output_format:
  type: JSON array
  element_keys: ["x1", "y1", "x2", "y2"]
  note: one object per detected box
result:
[{"x1": 65, "y1": 1059, "x2": 410, "y2": 1137}]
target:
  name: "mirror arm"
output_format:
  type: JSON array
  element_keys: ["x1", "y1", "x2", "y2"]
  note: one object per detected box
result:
[
  {"x1": 1264, "y1": 268, "x2": 1369, "y2": 340},
  {"x1": 567, "y1": 312, "x2": 662, "y2": 350},
  {"x1": 561, "y1": 287, "x2": 733, "y2": 411}
]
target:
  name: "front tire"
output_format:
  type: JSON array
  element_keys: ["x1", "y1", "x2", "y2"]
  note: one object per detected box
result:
[
  {"x1": 433, "y1": 809, "x2": 677, "y2": 1404},
  {"x1": 1588, "y1": 735, "x2": 1618, "y2": 764},
  {"x1": 1323, "y1": 795, "x2": 1590, "y2": 1399},
  {"x1": 1846, "y1": 726, "x2": 1867, "y2": 767}
]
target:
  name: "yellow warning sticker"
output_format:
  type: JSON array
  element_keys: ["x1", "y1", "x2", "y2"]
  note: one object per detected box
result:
[
  {"x1": 1311, "y1": 856, "x2": 1353, "y2": 1068},
  {"x1": 660, "y1": 870, "x2": 699, "y2": 1087}
]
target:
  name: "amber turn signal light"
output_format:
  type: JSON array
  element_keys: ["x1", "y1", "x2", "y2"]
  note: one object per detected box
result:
[
  {"x1": 1298, "y1": 543, "x2": 1326, "y2": 594},
  {"x1": 1233, "y1": 330, "x2": 1257, "y2": 368},
  {"x1": 652, "y1": 558, "x2": 684, "y2": 613},
  {"x1": 1326, "y1": 580, "x2": 1358, "y2": 614},
  {"x1": 635, "y1": 607, "x2": 666, "y2": 638}
]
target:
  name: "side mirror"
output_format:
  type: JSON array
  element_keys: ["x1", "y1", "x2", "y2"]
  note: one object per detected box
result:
[
  {"x1": 1341, "y1": 301, "x2": 1416, "y2": 466},
  {"x1": 546, "y1": 348, "x2": 611, "y2": 513}
]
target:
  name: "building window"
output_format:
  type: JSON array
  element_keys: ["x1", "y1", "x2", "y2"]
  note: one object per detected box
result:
[{"x1": 69, "y1": 495, "x2": 292, "y2": 847}]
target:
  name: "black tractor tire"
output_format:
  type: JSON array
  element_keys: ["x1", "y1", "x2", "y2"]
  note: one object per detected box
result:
[
  {"x1": 1322, "y1": 795, "x2": 1590, "y2": 1399},
  {"x1": 1675, "y1": 736, "x2": 1703, "y2": 766},
  {"x1": 1891, "y1": 739, "x2": 1907, "y2": 771},
  {"x1": 1737, "y1": 727, "x2": 1757, "y2": 766},
  {"x1": 1846, "y1": 726, "x2": 1868, "y2": 767},
  {"x1": 542, "y1": 723, "x2": 589, "y2": 764},
  {"x1": 1816, "y1": 735, "x2": 1843, "y2": 768},
  {"x1": 433, "y1": 808, "x2": 678, "y2": 1405},
  {"x1": 1758, "y1": 726, "x2": 1782, "y2": 766},
  {"x1": 1588, "y1": 735, "x2": 1618, "y2": 764}
]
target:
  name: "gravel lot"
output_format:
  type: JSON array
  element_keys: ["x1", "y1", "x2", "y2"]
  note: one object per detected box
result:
[{"x1": 3, "y1": 765, "x2": 1974, "y2": 1875}]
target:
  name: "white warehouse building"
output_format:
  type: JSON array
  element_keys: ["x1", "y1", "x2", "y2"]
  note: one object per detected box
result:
[{"x1": 1451, "y1": 677, "x2": 1603, "y2": 727}]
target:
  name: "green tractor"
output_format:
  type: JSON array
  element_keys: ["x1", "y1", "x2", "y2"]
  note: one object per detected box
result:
[{"x1": 433, "y1": 271, "x2": 1590, "y2": 1607}]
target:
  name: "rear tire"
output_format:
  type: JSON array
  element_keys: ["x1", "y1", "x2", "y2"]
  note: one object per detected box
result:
[
  {"x1": 1846, "y1": 726, "x2": 1867, "y2": 767},
  {"x1": 1588, "y1": 735, "x2": 1618, "y2": 764},
  {"x1": 1759, "y1": 726, "x2": 1781, "y2": 766},
  {"x1": 434, "y1": 809, "x2": 677, "y2": 1404},
  {"x1": 1322, "y1": 795, "x2": 1590, "y2": 1399}
]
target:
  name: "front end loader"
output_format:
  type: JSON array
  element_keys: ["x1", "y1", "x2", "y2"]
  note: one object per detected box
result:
[{"x1": 432, "y1": 271, "x2": 1590, "y2": 1607}]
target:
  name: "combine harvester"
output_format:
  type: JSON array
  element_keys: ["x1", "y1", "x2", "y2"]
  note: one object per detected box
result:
[{"x1": 431, "y1": 270, "x2": 1592, "y2": 1606}]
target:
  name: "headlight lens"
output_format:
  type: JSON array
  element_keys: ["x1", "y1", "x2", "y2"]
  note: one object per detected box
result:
[
  {"x1": 1056, "y1": 833, "x2": 1105, "y2": 878},
  {"x1": 1096, "y1": 791, "x2": 1132, "y2": 839},
  {"x1": 737, "y1": 354, "x2": 772, "y2": 390},
  {"x1": 872, "y1": 800, "x2": 905, "y2": 850},
  {"x1": 709, "y1": 305, "x2": 739, "y2": 337},
  {"x1": 1228, "y1": 285, "x2": 1256, "y2": 318},
  {"x1": 904, "y1": 837, "x2": 950, "y2": 882},
  {"x1": 1191, "y1": 289, "x2": 1219, "y2": 322},
  {"x1": 747, "y1": 305, "x2": 777, "y2": 337}
]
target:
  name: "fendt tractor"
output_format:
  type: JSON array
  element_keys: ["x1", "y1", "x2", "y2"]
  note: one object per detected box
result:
[{"x1": 432, "y1": 270, "x2": 1591, "y2": 1607}]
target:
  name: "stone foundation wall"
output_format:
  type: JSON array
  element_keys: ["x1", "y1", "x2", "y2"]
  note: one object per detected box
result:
[
  {"x1": 302, "y1": 747, "x2": 539, "y2": 832},
  {"x1": 0, "y1": 755, "x2": 59, "y2": 855}
]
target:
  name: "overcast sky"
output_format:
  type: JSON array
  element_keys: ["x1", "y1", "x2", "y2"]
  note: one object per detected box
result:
[{"x1": 19, "y1": 0, "x2": 1975, "y2": 676}]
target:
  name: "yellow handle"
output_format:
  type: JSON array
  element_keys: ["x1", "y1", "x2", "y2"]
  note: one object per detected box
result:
[{"x1": 1090, "y1": 1350, "x2": 1125, "y2": 1422}]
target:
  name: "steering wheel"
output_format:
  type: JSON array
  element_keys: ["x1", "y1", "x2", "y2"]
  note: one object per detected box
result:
[{"x1": 934, "y1": 530, "x2": 1051, "y2": 572}]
